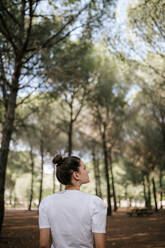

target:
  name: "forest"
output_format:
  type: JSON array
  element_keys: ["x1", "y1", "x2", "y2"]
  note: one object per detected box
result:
[{"x1": 0, "y1": 0, "x2": 165, "y2": 242}]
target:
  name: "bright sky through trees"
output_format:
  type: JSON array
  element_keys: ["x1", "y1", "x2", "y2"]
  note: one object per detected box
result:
[{"x1": 116, "y1": 0, "x2": 129, "y2": 25}]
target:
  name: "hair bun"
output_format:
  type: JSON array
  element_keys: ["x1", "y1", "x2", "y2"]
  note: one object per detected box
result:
[{"x1": 52, "y1": 154, "x2": 63, "y2": 166}]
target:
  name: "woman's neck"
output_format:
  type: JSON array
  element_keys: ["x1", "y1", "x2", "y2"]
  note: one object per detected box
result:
[{"x1": 65, "y1": 185, "x2": 80, "y2": 190}]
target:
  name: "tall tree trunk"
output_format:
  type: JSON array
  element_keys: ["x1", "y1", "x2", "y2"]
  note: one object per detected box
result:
[
  {"x1": 160, "y1": 122, "x2": 165, "y2": 152},
  {"x1": 152, "y1": 177, "x2": 158, "y2": 212},
  {"x1": 102, "y1": 123, "x2": 112, "y2": 216},
  {"x1": 96, "y1": 158, "x2": 102, "y2": 198},
  {"x1": 38, "y1": 139, "x2": 44, "y2": 207},
  {"x1": 143, "y1": 175, "x2": 148, "y2": 208},
  {"x1": 159, "y1": 167, "x2": 163, "y2": 209},
  {"x1": 92, "y1": 146, "x2": 99, "y2": 196},
  {"x1": 109, "y1": 149, "x2": 117, "y2": 212},
  {"x1": 68, "y1": 120, "x2": 73, "y2": 156},
  {"x1": 52, "y1": 164, "x2": 56, "y2": 194},
  {"x1": 0, "y1": 73, "x2": 19, "y2": 231},
  {"x1": 28, "y1": 146, "x2": 34, "y2": 211},
  {"x1": 146, "y1": 174, "x2": 151, "y2": 209},
  {"x1": 68, "y1": 98, "x2": 73, "y2": 156}
]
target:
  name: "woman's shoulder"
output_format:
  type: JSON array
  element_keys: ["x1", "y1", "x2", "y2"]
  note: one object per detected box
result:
[
  {"x1": 78, "y1": 191, "x2": 101, "y2": 200},
  {"x1": 40, "y1": 194, "x2": 52, "y2": 205},
  {"x1": 79, "y1": 192, "x2": 105, "y2": 203},
  {"x1": 89, "y1": 195, "x2": 107, "y2": 209},
  {"x1": 40, "y1": 192, "x2": 60, "y2": 205}
]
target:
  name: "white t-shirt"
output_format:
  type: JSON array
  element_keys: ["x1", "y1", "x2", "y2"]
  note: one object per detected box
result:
[{"x1": 39, "y1": 190, "x2": 107, "y2": 248}]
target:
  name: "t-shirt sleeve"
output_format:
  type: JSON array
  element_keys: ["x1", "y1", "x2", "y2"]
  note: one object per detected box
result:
[
  {"x1": 39, "y1": 197, "x2": 51, "y2": 229},
  {"x1": 90, "y1": 196, "x2": 107, "y2": 233}
]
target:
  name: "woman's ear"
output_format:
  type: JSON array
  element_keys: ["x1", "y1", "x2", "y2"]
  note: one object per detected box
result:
[{"x1": 72, "y1": 171, "x2": 80, "y2": 181}]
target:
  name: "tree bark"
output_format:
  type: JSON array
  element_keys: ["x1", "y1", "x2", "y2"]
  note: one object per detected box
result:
[
  {"x1": 96, "y1": 158, "x2": 102, "y2": 198},
  {"x1": 68, "y1": 120, "x2": 73, "y2": 156},
  {"x1": 0, "y1": 70, "x2": 19, "y2": 232},
  {"x1": 146, "y1": 173, "x2": 151, "y2": 209},
  {"x1": 101, "y1": 123, "x2": 112, "y2": 216},
  {"x1": 109, "y1": 149, "x2": 117, "y2": 212},
  {"x1": 28, "y1": 146, "x2": 34, "y2": 211},
  {"x1": 152, "y1": 177, "x2": 158, "y2": 212},
  {"x1": 159, "y1": 167, "x2": 163, "y2": 209},
  {"x1": 92, "y1": 146, "x2": 99, "y2": 196},
  {"x1": 38, "y1": 139, "x2": 44, "y2": 207}
]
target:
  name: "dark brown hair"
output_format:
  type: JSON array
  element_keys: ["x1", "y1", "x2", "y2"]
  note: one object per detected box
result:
[{"x1": 52, "y1": 154, "x2": 81, "y2": 185}]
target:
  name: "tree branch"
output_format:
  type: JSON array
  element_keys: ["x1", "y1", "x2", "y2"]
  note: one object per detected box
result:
[
  {"x1": 25, "y1": 1, "x2": 91, "y2": 53},
  {"x1": 22, "y1": 0, "x2": 34, "y2": 54},
  {"x1": 0, "y1": 17, "x2": 18, "y2": 53}
]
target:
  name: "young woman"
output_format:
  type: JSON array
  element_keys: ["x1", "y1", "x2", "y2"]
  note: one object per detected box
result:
[{"x1": 39, "y1": 154, "x2": 107, "y2": 248}]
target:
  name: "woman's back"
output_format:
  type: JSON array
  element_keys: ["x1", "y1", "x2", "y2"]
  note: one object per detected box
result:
[
  {"x1": 39, "y1": 190, "x2": 106, "y2": 248},
  {"x1": 39, "y1": 155, "x2": 107, "y2": 248}
]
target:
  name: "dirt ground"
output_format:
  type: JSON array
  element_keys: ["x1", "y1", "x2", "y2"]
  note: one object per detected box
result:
[{"x1": 0, "y1": 208, "x2": 165, "y2": 248}]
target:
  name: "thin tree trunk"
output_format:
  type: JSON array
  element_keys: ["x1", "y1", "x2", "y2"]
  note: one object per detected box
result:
[
  {"x1": 160, "y1": 122, "x2": 165, "y2": 152},
  {"x1": 0, "y1": 76, "x2": 19, "y2": 232},
  {"x1": 28, "y1": 146, "x2": 34, "y2": 211},
  {"x1": 143, "y1": 175, "x2": 148, "y2": 208},
  {"x1": 68, "y1": 99, "x2": 73, "y2": 156},
  {"x1": 68, "y1": 120, "x2": 73, "y2": 156},
  {"x1": 109, "y1": 149, "x2": 117, "y2": 212},
  {"x1": 152, "y1": 177, "x2": 158, "y2": 212},
  {"x1": 96, "y1": 158, "x2": 102, "y2": 198},
  {"x1": 38, "y1": 139, "x2": 44, "y2": 207},
  {"x1": 159, "y1": 168, "x2": 163, "y2": 209},
  {"x1": 124, "y1": 184, "x2": 128, "y2": 201},
  {"x1": 146, "y1": 174, "x2": 151, "y2": 209},
  {"x1": 52, "y1": 164, "x2": 56, "y2": 194},
  {"x1": 67, "y1": 90, "x2": 85, "y2": 157},
  {"x1": 92, "y1": 146, "x2": 99, "y2": 196},
  {"x1": 102, "y1": 123, "x2": 112, "y2": 216}
]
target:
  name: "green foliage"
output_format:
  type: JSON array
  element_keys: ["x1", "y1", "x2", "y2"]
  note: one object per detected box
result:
[
  {"x1": 5, "y1": 150, "x2": 31, "y2": 203},
  {"x1": 127, "y1": 0, "x2": 165, "y2": 54},
  {"x1": 123, "y1": 160, "x2": 143, "y2": 185},
  {"x1": 41, "y1": 40, "x2": 95, "y2": 92},
  {"x1": 7, "y1": 150, "x2": 31, "y2": 174}
]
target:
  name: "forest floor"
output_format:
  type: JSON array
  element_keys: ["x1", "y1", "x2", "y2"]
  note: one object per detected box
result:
[{"x1": 0, "y1": 208, "x2": 165, "y2": 248}]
